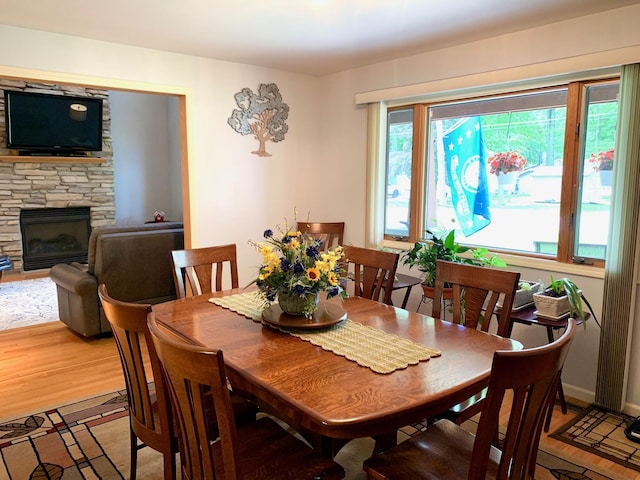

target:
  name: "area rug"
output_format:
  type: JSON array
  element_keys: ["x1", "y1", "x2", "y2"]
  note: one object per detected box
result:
[
  {"x1": 0, "y1": 390, "x2": 629, "y2": 480},
  {"x1": 0, "y1": 277, "x2": 58, "y2": 330},
  {"x1": 551, "y1": 403, "x2": 640, "y2": 473}
]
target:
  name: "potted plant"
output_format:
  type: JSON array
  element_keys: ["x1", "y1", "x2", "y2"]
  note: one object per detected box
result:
[
  {"x1": 402, "y1": 229, "x2": 506, "y2": 298},
  {"x1": 588, "y1": 147, "x2": 614, "y2": 187},
  {"x1": 250, "y1": 223, "x2": 347, "y2": 318},
  {"x1": 510, "y1": 280, "x2": 543, "y2": 309},
  {"x1": 532, "y1": 276, "x2": 601, "y2": 326},
  {"x1": 487, "y1": 150, "x2": 527, "y2": 185}
]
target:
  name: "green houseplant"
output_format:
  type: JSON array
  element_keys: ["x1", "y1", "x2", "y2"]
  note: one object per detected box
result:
[
  {"x1": 402, "y1": 229, "x2": 506, "y2": 295},
  {"x1": 533, "y1": 276, "x2": 601, "y2": 327}
]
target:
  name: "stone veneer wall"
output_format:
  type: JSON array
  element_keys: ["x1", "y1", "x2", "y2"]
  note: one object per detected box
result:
[{"x1": 0, "y1": 80, "x2": 115, "y2": 272}]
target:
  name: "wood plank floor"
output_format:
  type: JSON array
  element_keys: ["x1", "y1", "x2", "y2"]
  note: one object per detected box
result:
[
  {"x1": 1, "y1": 320, "x2": 639, "y2": 479},
  {"x1": 0, "y1": 321, "x2": 127, "y2": 419}
]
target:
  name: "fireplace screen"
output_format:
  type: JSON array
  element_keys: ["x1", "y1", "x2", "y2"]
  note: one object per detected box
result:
[{"x1": 19, "y1": 207, "x2": 91, "y2": 271}]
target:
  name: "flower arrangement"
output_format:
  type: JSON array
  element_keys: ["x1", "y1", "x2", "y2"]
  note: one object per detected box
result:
[
  {"x1": 252, "y1": 225, "x2": 347, "y2": 317},
  {"x1": 487, "y1": 151, "x2": 527, "y2": 175},
  {"x1": 588, "y1": 148, "x2": 614, "y2": 171}
]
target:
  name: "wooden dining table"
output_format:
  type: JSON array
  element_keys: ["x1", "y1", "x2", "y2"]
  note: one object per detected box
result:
[{"x1": 151, "y1": 290, "x2": 521, "y2": 454}]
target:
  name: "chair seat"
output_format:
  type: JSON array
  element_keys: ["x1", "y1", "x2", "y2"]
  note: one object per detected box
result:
[
  {"x1": 212, "y1": 416, "x2": 345, "y2": 479},
  {"x1": 363, "y1": 419, "x2": 502, "y2": 480}
]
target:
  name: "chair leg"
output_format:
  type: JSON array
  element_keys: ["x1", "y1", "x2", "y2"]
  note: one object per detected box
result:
[
  {"x1": 492, "y1": 422, "x2": 501, "y2": 447},
  {"x1": 544, "y1": 376, "x2": 562, "y2": 432},
  {"x1": 372, "y1": 431, "x2": 397, "y2": 454},
  {"x1": 129, "y1": 426, "x2": 138, "y2": 480}
]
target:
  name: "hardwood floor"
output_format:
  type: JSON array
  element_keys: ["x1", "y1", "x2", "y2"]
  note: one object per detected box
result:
[
  {"x1": 0, "y1": 321, "x2": 126, "y2": 419},
  {"x1": 1, "y1": 320, "x2": 639, "y2": 479}
]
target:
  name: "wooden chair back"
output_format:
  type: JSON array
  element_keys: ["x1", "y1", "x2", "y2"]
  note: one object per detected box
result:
[
  {"x1": 148, "y1": 313, "x2": 239, "y2": 479},
  {"x1": 472, "y1": 318, "x2": 576, "y2": 479},
  {"x1": 342, "y1": 245, "x2": 399, "y2": 305},
  {"x1": 171, "y1": 244, "x2": 239, "y2": 298},
  {"x1": 147, "y1": 313, "x2": 345, "y2": 480},
  {"x1": 297, "y1": 221, "x2": 344, "y2": 251},
  {"x1": 97, "y1": 284, "x2": 176, "y2": 480},
  {"x1": 432, "y1": 260, "x2": 520, "y2": 337},
  {"x1": 363, "y1": 319, "x2": 576, "y2": 480}
]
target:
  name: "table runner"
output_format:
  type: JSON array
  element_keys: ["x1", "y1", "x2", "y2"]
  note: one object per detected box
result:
[{"x1": 209, "y1": 291, "x2": 440, "y2": 374}]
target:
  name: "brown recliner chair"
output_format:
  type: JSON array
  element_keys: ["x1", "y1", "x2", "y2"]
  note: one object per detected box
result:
[{"x1": 50, "y1": 222, "x2": 184, "y2": 337}]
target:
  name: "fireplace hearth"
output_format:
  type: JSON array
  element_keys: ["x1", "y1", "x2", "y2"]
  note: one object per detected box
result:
[{"x1": 19, "y1": 207, "x2": 91, "y2": 271}]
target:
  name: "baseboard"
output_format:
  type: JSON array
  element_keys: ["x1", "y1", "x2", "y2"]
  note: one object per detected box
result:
[
  {"x1": 0, "y1": 269, "x2": 50, "y2": 283},
  {"x1": 564, "y1": 383, "x2": 640, "y2": 417},
  {"x1": 623, "y1": 402, "x2": 640, "y2": 418},
  {"x1": 564, "y1": 384, "x2": 595, "y2": 405}
]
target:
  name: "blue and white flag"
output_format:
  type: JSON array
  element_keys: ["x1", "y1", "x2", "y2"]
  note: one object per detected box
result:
[{"x1": 443, "y1": 117, "x2": 491, "y2": 236}]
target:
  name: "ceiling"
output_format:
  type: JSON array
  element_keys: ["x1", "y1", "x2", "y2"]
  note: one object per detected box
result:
[{"x1": 1, "y1": 0, "x2": 639, "y2": 76}]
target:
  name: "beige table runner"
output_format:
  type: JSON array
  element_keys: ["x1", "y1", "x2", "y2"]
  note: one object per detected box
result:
[{"x1": 209, "y1": 291, "x2": 440, "y2": 374}]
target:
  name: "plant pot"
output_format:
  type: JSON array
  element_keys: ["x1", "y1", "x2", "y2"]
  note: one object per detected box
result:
[
  {"x1": 599, "y1": 170, "x2": 613, "y2": 187},
  {"x1": 421, "y1": 284, "x2": 454, "y2": 300},
  {"x1": 533, "y1": 290, "x2": 571, "y2": 318},
  {"x1": 497, "y1": 171, "x2": 518, "y2": 185},
  {"x1": 512, "y1": 281, "x2": 542, "y2": 309},
  {"x1": 278, "y1": 291, "x2": 319, "y2": 316}
]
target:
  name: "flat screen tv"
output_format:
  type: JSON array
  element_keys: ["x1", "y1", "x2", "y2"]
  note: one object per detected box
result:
[{"x1": 4, "y1": 90, "x2": 103, "y2": 154}]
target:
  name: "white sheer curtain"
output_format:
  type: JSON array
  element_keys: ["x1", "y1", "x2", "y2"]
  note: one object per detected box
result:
[
  {"x1": 366, "y1": 102, "x2": 386, "y2": 249},
  {"x1": 595, "y1": 63, "x2": 640, "y2": 411}
]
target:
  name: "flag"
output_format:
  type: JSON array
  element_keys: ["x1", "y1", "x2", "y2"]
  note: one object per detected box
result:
[{"x1": 442, "y1": 117, "x2": 491, "y2": 236}]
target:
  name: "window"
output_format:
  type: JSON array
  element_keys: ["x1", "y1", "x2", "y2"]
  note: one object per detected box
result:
[
  {"x1": 385, "y1": 108, "x2": 413, "y2": 238},
  {"x1": 383, "y1": 79, "x2": 618, "y2": 264}
]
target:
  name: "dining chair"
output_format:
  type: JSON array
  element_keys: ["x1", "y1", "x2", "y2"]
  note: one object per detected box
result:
[
  {"x1": 97, "y1": 284, "x2": 177, "y2": 480},
  {"x1": 171, "y1": 243, "x2": 239, "y2": 298},
  {"x1": 99, "y1": 285, "x2": 258, "y2": 479},
  {"x1": 363, "y1": 318, "x2": 576, "y2": 480},
  {"x1": 297, "y1": 221, "x2": 345, "y2": 251},
  {"x1": 147, "y1": 313, "x2": 346, "y2": 480},
  {"x1": 432, "y1": 259, "x2": 521, "y2": 427},
  {"x1": 342, "y1": 245, "x2": 399, "y2": 305},
  {"x1": 432, "y1": 259, "x2": 521, "y2": 336},
  {"x1": 298, "y1": 224, "x2": 417, "y2": 307}
]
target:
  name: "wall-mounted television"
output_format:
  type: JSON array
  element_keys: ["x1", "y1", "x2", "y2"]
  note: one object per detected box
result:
[{"x1": 4, "y1": 90, "x2": 103, "y2": 154}]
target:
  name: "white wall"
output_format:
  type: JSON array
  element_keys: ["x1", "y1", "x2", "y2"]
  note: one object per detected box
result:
[
  {"x1": 2, "y1": 3, "x2": 640, "y2": 410},
  {"x1": 110, "y1": 90, "x2": 182, "y2": 224}
]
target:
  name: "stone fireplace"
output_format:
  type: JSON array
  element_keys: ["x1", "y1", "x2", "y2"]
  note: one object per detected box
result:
[
  {"x1": 19, "y1": 207, "x2": 91, "y2": 270},
  {"x1": 0, "y1": 79, "x2": 115, "y2": 272}
]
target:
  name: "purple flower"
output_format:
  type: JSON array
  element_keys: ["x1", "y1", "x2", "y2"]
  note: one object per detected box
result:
[
  {"x1": 263, "y1": 229, "x2": 273, "y2": 238},
  {"x1": 292, "y1": 285, "x2": 307, "y2": 295},
  {"x1": 280, "y1": 258, "x2": 292, "y2": 271},
  {"x1": 327, "y1": 287, "x2": 340, "y2": 298}
]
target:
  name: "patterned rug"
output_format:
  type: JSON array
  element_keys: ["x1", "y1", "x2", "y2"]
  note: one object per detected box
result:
[
  {"x1": 551, "y1": 404, "x2": 640, "y2": 473},
  {"x1": 0, "y1": 277, "x2": 59, "y2": 330},
  {"x1": 0, "y1": 390, "x2": 630, "y2": 480}
]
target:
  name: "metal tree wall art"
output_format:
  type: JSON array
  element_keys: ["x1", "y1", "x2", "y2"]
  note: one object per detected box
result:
[{"x1": 227, "y1": 83, "x2": 289, "y2": 157}]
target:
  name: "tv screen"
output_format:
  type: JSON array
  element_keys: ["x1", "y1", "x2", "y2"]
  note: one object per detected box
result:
[{"x1": 4, "y1": 90, "x2": 103, "y2": 154}]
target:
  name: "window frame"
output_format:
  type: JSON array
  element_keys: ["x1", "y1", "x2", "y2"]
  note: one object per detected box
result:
[{"x1": 379, "y1": 77, "x2": 619, "y2": 268}]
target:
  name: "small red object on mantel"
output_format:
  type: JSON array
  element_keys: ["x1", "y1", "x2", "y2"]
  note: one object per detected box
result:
[{"x1": 153, "y1": 210, "x2": 165, "y2": 222}]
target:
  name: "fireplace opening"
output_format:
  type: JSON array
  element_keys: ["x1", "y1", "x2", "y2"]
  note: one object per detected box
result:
[{"x1": 19, "y1": 207, "x2": 91, "y2": 271}]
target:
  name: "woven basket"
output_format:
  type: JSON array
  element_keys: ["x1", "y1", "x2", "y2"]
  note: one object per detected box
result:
[{"x1": 533, "y1": 291, "x2": 571, "y2": 317}]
